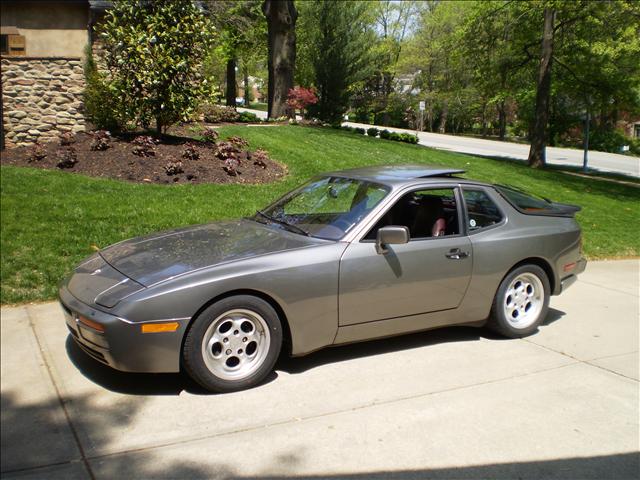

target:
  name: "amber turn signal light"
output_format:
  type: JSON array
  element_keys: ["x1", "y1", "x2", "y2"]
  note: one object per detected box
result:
[
  {"x1": 141, "y1": 322, "x2": 180, "y2": 333},
  {"x1": 78, "y1": 315, "x2": 105, "y2": 333}
]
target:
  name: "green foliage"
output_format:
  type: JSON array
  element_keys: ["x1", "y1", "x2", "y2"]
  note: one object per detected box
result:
[
  {"x1": 83, "y1": 47, "x2": 127, "y2": 131},
  {"x1": 354, "y1": 127, "x2": 366, "y2": 135},
  {"x1": 238, "y1": 111, "x2": 260, "y2": 123},
  {"x1": 300, "y1": 0, "x2": 375, "y2": 123},
  {"x1": 380, "y1": 129, "x2": 391, "y2": 139},
  {"x1": 99, "y1": 0, "x2": 217, "y2": 133},
  {"x1": 202, "y1": 105, "x2": 240, "y2": 123},
  {"x1": 589, "y1": 129, "x2": 636, "y2": 154},
  {"x1": 367, "y1": 127, "x2": 379, "y2": 137}
]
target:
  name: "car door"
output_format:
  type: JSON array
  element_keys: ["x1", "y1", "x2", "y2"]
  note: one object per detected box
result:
[{"x1": 338, "y1": 186, "x2": 472, "y2": 326}]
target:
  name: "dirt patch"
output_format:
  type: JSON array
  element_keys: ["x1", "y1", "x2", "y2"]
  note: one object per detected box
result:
[{"x1": 0, "y1": 129, "x2": 286, "y2": 185}]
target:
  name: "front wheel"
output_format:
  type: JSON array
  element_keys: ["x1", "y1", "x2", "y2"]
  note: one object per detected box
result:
[
  {"x1": 487, "y1": 265, "x2": 550, "y2": 338},
  {"x1": 182, "y1": 295, "x2": 283, "y2": 393}
]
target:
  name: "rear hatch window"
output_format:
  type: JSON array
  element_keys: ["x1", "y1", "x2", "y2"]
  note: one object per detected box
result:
[{"x1": 495, "y1": 185, "x2": 580, "y2": 217}]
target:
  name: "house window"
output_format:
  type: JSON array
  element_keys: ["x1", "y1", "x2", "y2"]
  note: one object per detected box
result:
[{"x1": 0, "y1": 30, "x2": 26, "y2": 56}]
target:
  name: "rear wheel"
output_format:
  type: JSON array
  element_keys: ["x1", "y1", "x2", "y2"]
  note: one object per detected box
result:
[
  {"x1": 183, "y1": 295, "x2": 282, "y2": 392},
  {"x1": 488, "y1": 265, "x2": 550, "y2": 338}
]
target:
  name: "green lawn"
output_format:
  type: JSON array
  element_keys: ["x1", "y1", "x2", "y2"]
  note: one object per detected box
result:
[
  {"x1": 2, "y1": 124, "x2": 639, "y2": 304},
  {"x1": 248, "y1": 102, "x2": 268, "y2": 112}
]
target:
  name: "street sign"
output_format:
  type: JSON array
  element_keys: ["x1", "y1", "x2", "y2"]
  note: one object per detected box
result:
[{"x1": 419, "y1": 101, "x2": 425, "y2": 111}]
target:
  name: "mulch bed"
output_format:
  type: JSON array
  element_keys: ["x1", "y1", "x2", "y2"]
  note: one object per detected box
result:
[{"x1": 0, "y1": 129, "x2": 286, "y2": 185}]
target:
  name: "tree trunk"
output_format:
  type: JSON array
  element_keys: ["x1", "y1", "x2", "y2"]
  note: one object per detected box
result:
[
  {"x1": 438, "y1": 100, "x2": 448, "y2": 134},
  {"x1": 262, "y1": 0, "x2": 297, "y2": 119},
  {"x1": 226, "y1": 58, "x2": 237, "y2": 107},
  {"x1": 527, "y1": 8, "x2": 555, "y2": 168},
  {"x1": 243, "y1": 65, "x2": 250, "y2": 108},
  {"x1": 498, "y1": 100, "x2": 507, "y2": 141}
]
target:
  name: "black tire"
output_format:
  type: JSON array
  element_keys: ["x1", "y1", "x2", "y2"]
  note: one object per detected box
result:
[
  {"x1": 487, "y1": 264, "x2": 550, "y2": 338},
  {"x1": 182, "y1": 295, "x2": 283, "y2": 393}
]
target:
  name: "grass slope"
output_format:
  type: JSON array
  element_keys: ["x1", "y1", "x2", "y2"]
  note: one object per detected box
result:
[{"x1": 2, "y1": 125, "x2": 639, "y2": 304}]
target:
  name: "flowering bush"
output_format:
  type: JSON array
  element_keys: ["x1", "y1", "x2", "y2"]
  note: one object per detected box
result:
[
  {"x1": 131, "y1": 135, "x2": 157, "y2": 157},
  {"x1": 29, "y1": 142, "x2": 47, "y2": 162},
  {"x1": 90, "y1": 130, "x2": 112, "y2": 151},
  {"x1": 57, "y1": 147, "x2": 77, "y2": 169},
  {"x1": 182, "y1": 142, "x2": 200, "y2": 160},
  {"x1": 287, "y1": 86, "x2": 318, "y2": 118}
]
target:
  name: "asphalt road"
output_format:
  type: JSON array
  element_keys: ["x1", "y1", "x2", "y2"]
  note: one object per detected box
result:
[
  {"x1": 1, "y1": 260, "x2": 638, "y2": 479},
  {"x1": 237, "y1": 107, "x2": 640, "y2": 178}
]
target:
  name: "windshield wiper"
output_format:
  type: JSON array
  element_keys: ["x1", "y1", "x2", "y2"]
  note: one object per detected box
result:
[{"x1": 255, "y1": 210, "x2": 309, "y2": 236}]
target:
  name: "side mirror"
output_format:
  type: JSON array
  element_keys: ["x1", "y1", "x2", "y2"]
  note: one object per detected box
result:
[{"x1": 376, "y1": 226, "x2": 409, "y2": 254}]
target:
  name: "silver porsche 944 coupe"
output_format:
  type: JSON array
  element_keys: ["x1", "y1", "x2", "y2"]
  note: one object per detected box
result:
[{"x1": 60, "y1": 165, "x2": 586, "y2": 392}]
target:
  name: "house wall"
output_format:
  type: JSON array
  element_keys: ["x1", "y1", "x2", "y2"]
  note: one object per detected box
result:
[
  {"x1": 2, "y1": 57, "x2": 86, "y2": 147},
  {"x1": 1, "y1": 2, "x2": 89, "y2": 147},
  {"x1": 1, "y1": 2, "x2": 89, "y2": 57}
]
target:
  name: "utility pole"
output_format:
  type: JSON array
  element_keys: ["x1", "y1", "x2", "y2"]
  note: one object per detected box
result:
[{"x1": 582, "y1": 105, "x2": 590, "y2": 173}]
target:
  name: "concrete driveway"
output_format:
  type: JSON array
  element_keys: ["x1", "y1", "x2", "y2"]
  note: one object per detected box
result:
[
  {"x1": 1, "y1": 260, "x2": 638, "y2": 479},
  {"x1": 237, "y1": 107, "x2": 640, "y2": 178}
]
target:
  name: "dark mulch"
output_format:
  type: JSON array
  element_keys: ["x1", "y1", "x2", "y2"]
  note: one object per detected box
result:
[{"x1": 0, "y1": 130, "x2": 286, "y2": 185}]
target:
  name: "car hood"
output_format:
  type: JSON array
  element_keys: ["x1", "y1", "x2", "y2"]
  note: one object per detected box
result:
[{"x1": 100, "y1": 219, "x2": 322, "y2": 287}]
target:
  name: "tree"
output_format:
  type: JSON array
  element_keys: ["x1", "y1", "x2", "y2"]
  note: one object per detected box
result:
[
  {"x1": 301, "y1": 0, "x2": 374, "y2": 124},
  {"x1": 262, "y1": 0, "x2": 297, "y2": 118},
  {"x1": 99, "y1": 0, "x2": 216, "y2": 134},
  {"x1": 206, "y1": 1, "x2": 266, "y2": 108},
  {"x1": 527, "y1": 7, "x2": 556, "y2": 167}
]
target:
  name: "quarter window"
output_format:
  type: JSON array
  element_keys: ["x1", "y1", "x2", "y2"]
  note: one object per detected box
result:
[
  {"x1": 463, "y1": 189, "x2": 503, "y2": 231},
  {"x1": 365, "y1": 188, "x2": 460, "y2": 240}
]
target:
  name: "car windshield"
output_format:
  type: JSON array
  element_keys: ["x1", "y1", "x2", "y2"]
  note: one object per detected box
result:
[{"x1": 254, "y1": 176, "x2": 390, "y2": 240}]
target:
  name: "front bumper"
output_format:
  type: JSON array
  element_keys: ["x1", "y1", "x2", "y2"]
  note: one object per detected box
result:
[{"x1": 59, "y1": 285, "x2": 188, "y2": 373}]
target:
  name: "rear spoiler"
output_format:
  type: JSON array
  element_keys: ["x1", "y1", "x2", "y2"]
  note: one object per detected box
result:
[{"x1": 520, "y1": 202, "x2": 581, "y2": 217}]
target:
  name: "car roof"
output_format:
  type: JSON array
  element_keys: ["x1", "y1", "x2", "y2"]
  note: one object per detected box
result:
[{"x1": 324, "y1": 164, "x2": 468, "y2": 184}]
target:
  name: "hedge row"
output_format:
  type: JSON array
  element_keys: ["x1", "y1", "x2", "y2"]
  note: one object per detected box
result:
[{"x1": 340, "y1": 125, "x2": 418, "y2": 144}]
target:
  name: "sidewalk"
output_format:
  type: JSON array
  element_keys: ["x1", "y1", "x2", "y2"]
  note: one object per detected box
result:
[{"x1": 1, "y1": 260, "x2": 638, "y2": 479}]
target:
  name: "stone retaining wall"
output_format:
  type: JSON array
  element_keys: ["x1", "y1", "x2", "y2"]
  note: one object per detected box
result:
[{"x1": 1, "y1": 57, "x2": 86, "y2": 147}]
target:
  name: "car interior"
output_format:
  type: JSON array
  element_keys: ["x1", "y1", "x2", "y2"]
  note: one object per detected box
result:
[{"x1": 365, "y1": 189, "x2": 460, "y2": 240}]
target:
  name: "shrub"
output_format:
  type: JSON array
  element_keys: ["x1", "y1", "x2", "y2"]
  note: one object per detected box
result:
[
  {"x1": 341, "y1": 125, "x2": 353, "y2": 132},
  {"x1": 214, "y1": 141, "x2": 240, "y2": 162},
  {"x1": 182, "y1": 142, "x2": 200, "y2": 160},
  {"x1": 59, "y1": 131, "x2": 76, "y2": 146},
  {"x1": 223, "y1": 158, "x2": 240, "y2": 176},
  {"x1": 589, "y1": 129, "x2": 634, "y2": 154},
  {"x1": 237, "y1": 111, "x2": 259, "y2": 123},
  {"x1": 227, "y1": 136, "x2": 249, "y2": 149},
  {"x1": 164, "y1": 160, "x2": 184, "y2": 176},
  {"x1": 252, "y1": 149, "x2": 269, "y2": 169},
  {"x1": 28, "y1": 142, "x2": 47, "y2": 162},
  {"x1": 400, "y1": 133, "x2": 418, "y2": 144},
  {"x1": 83, "y1": 47, "x2": 127, "y2": 131},
  {"x1": 287, "y1": 86, "x2": 318, "y2": 118},
  {"x1": 56, "y1": 147, "x2": 77, "y2": 169},
  {"x1": 90, "y1": 130, "x2": 112, "y2": 151},
  {"x1": 201, "y1": 127, "x2": 219, "y2": 143},
  {"x1": 202, "y1": 104, "x2": 239, "y2": 123},
  {"x1": 367, "y1": 127, "x2": 379, "y2": 138},
  {"x1": 131, "y1": 135, "x2": 156, "y2": 157},
  {"x1": 388, "y1": 132, "x2": 402, "y2": 141},
  {"x1": 354, "y1": 127, "x2": 365, "y2": 135},
  {"x1": 380, "y1": 129, "x2": 391, "y2": 139},
  {"x1": 99, "y1": 0, "x2": 216, "y2": 133}
]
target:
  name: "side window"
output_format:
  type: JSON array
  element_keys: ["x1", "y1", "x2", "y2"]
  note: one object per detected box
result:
[
  {"x1": 463, "y1": 189, "x2": 503, "y2": 232},
  {"x1": 365, "y1": 188, "x2": 460, "y2": 240}
]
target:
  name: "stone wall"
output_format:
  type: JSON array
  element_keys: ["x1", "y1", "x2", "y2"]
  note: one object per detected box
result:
[{"x1": 1, "y1": 57, "x2": 86, "y2": 147}]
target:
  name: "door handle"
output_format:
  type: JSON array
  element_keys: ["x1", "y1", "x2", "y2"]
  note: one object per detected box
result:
[{"x1": 445, "y1": 248, "x2": 469, "y2": 260}]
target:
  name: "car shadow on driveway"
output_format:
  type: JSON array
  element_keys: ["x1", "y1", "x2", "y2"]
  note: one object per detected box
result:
[
  {"x1": 65, "y1": 308, "x2": 565, "y2": 396},
  {"x1": 278, "y1": 307, "x2": 566, "y2": 375}
]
